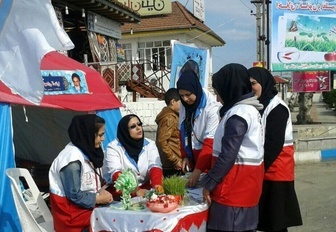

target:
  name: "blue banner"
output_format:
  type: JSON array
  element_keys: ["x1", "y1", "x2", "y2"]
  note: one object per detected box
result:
[
  {"x1": 0, "y1": 103, "x2": 21, "y2": 232},
  {"x1": 41, "y1": 70, "x2": 89, "y2": 95},
  {"x1": 170, "y1": 41, "x2": 209, "y2": 88}
]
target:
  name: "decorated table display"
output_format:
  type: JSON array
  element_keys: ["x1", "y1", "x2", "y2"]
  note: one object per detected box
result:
[
  {"x1": 146, "y1": 194, "x2": 179, "y2": 213},
  {"x1": 145, "y1": 176, "x2": 188, "y2": 213},
  {"x1": 113, "y1": 172, "x2": 189, "y2": 212},
  {"x1": 113, "y1": 168, "x2": 139, "y2": 210},
  {"x1": 91, "y1": 174, "x2": 207, "y2": 231},
  {"x1": 162, "y1": 175, "x2": 187, "y2": 201}
]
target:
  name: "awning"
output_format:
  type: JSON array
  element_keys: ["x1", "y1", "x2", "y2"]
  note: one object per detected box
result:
[
  {"x1": 0, "y1": 51, "x2": 122, "y2": 111},
  {"x1": 52, "y1": 0, "x2": 141, "y2": 23}
]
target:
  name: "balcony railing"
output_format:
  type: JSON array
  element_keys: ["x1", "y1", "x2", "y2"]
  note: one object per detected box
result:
[{"x1": 87, "y1": 59, "x2": 170, "y2": 101}]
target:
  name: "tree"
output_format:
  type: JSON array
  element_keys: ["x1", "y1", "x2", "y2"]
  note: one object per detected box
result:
[{"x1": 296, "y1": 93, "x2": 314, "y2": 124}]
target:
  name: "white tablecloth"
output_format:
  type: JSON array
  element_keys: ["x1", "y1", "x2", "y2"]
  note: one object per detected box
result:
[{"x1": 90, "y1": 193, "x2": 208, "y2": 232}]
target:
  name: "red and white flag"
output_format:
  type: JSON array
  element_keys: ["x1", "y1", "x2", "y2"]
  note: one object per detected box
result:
[{"x1": 0, "y1": 0, "x2": 74, "y2": 104}]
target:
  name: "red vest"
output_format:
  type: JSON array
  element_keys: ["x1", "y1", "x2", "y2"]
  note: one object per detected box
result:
[
  {"x1": 210, "y1": 104, "x2": 264, "y2": 207},
  {"x1": 262, "y1": 96, "x2": 295, "y2": 181},
  {"x1": 264, "y1": 145, "x2": 295, "y2": 181},
  {"x1": 211, "y1": 162, "x2": 264, "y2": 207},
  {"x1": 50, "y1": 193, "x2": 92, "y2": 232}
]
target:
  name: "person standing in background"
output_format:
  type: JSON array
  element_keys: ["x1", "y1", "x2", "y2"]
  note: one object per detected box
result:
[
  {"x1": 201, "y1": 63, "x2": 264, "y2": 232},
  {"x1": 155, "y1": 88, "x2": 182, "y2": 177},
  {"x1": 248, "y1": 67, "x2": 302, "y2": 232},
  {"x1": 176, "y1": 69, "x2": 220, "y2": 187}
]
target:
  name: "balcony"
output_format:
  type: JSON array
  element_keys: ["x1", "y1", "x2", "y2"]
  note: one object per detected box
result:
[{"x1": 90, "y1": 59, "x2": 170, "y2": 101}]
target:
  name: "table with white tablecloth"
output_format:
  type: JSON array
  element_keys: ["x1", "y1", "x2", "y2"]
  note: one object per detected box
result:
[{"x1": 90, "y1": 189, "x2": 208, "y2": 232}]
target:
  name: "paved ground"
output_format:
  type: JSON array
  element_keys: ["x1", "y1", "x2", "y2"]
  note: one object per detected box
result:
[
  {"x1": 288, "y1": 161, "x2": 336, "y2": 232},
  {"x1": 291, "y1": 101, "x2": 336, "y2": 125}
]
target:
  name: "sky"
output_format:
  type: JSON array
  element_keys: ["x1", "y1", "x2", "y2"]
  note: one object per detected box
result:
[{"x1": 177, "y1": 0, "x2": 258, "y2": 73}]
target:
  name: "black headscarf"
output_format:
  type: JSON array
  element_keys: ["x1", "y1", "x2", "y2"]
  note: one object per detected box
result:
[
  {"x1": 117, "y1": 114, "x2": 144, "y2": 163},
  {"x1": 248, "y1": 67, "x2": 278, "y2": 114},
  {"x1": 176, "y1": 69, "x2": 203, "y2": 112},
  {"x1": 212, "y1": 63, "x2": 252, "y2": 117},
  {"x1": 68, "y1": 114, "x2": 104, "y2": 168},
  {"x1": 176, "y1": 70, "x2": 203, "y2": 157}
]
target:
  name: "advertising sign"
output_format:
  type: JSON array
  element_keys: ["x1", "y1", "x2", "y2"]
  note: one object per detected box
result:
[
  {"x1": 117, "y1": 0, "x2": 172, "y2": 16},
  {"x1": 194, "y1": 0, "x2": 205, "y2": 22},
  {"x1": 87, "y1": 12, "x2": 121, "y2": 39},
  {"x1": 42, "y1": 70, "x2": 88, "y2": 95},
  {"x1": 271, "y1": 1, "x2": 336, "y2": 71},
  {"x1": 292, "y1": 71, "x2": 330, "y2": 92}
]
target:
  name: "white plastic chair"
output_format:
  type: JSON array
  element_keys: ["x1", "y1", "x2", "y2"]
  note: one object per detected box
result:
[{"x1": 6, "y1": 168, "x2": 54, "y2": 232}]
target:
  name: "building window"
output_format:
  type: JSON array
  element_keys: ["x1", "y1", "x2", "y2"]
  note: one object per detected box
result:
[
  {"x1": 138, "y1": 40, "x2": 171, "y2": 72},
  {"x1": 119, "y1": 43, "x2": 132, "y2": 61}
]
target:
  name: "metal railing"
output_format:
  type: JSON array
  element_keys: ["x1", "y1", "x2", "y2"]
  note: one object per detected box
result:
[{"x1": 87, "y1": 59, "x2": 171, "y2": 100}]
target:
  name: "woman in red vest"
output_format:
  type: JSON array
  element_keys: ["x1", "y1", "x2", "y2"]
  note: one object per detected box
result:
[
  {"x1": 248, "y1": 67, "x2": 302, "y2": 232},
  {"x1": 201, "y1": 63, "x2": 264, "y2": 232},
  {"x1": 49, "y1": 115, "x2": 113, "y2": 232}
]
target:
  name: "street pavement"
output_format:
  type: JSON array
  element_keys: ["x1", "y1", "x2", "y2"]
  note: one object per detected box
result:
[
  {"x1": 291, "y1": 101, "x2": 336, "y2": 125},
  {"x1": 288, "y1": 161, "x2": 336, "y2": 232},
  {"x1": 265, "y1": 99, "x2": 336, "y2": 231}
]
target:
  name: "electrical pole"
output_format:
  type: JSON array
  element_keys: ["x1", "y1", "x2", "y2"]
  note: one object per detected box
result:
[
  {"x1": 266, "y1": 0, "x2": 271, "y2": 70},
  {"x1": 251, "y1": 0, "x2": 270, "y2": 67},
  {"x1": 261, "y1": 0, "x2": 266, "y2": 64},
  {"x1": 251, "y1": 1, "x2": 263, "y2": 62}
]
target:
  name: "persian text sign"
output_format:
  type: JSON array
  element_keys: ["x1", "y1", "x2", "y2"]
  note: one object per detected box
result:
[
  {"x1": 194, "y1": 0, "x2": 205, "y2": 22},
  {"x1": 87, "y1": 12, "x2": 121, "y2": 39},
  {"x1": 292, "y1": 71, "x2": 330, "y2": 92},
  {"x1": 42, "y1": 70, "x2": 88, "y2": 95},
  {"x1": 271, "y1": 0, "x2": 336, "y2": 71},
  {"x1": 117, "y1": 0, "x2": 171, "y2": 16}
]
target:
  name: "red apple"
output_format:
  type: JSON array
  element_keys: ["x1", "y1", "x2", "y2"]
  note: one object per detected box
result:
[{"x1": 324, "y1": 52, "x2": 335, "y2": 61}]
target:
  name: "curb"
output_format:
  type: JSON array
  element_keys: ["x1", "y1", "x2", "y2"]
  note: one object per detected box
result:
[{"x1": 295, "y1": 149, "x2": 336, "y2": 164}]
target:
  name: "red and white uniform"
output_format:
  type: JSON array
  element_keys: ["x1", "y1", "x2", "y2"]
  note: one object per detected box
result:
[
  {"x1": 211, "y1": 104, "x2": 264, "y2": 207},
  {"x1": 49, "y1": 143, "x2": 101, "y2": 232},
  {"x1": 103, "y1": 138, "x2": 163, "y2": 189},
  {"x1": 179, "y1": 89, "x2": 220, "y2": 171},
  {"x1": 262, "y1": 95, "x2": 295, "y2": 181}
]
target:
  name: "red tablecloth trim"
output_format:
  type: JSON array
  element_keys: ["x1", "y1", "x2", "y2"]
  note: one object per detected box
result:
[
  {"x1": 90, "y1": 206, "x2": 208, "y2": 232},
  {"x1": 171, "y1": 208, "x2": 208, "y2": 232}
]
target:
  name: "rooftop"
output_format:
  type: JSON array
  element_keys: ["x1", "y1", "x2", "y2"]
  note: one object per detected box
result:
[{"x1": 121, "y1": 1, "x2": 225, "y2": 47}]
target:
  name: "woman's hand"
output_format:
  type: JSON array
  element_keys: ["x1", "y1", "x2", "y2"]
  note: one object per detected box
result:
[
  {"x1": 202, "y1": 188, "x2": 211, "y2": 205},
  {"x1": 136, "y1": 189, "x2": 147, "y2": 197},
  {"x1": 154, "y1": 185, "x2": 164, "y2": 194},
  {"x1": 174, "y1": 161, "x2": 183, "y2": 171},
  {"x1": 186, "y1": 168, "x2": 201, "y2": 187},
  {"x1": 96, "y1": 190, "x2": 113, "y2": 205},
  {"x1": 182, "y1": 158, "x2": 191, "y2": 173}
]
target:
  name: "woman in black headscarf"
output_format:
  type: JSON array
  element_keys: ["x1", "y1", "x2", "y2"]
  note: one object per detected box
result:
[
  {"x1": 200, "y1": 63, "x2": 264, "y2": 232},
  {"x1": 49, "y1": 114, "x2": 113, "y2": 232},
  {"x1": 103, "y1": 114, "x2": 163, "y2": 199},
  {"x1": 248, "y1": 67, "x2": 302, "y2": 232},
  {"x1": 176, "y1": 69, "x2": 220, "y2": 187}
]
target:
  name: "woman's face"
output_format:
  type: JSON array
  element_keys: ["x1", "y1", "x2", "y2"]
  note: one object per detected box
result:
[
  {"x1": 250, "y1": 77, "x2": 262, "y2": 98},
  {"x1": 95, "y1": 125, "x2": 105, "y2": 148},
  {"x1": 178, "y1": 89, "x2": 196, "y2": 105},
  {"x1": 214, "y1": 89, "x2": 224, "y2": 105},
  {"x1": 128, "y1": 117, "x2": 143, "y2": 140}
]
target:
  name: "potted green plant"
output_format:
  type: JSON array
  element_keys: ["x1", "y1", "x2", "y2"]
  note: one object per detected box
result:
[{"x1": 162, "y1": 175, "x2": 187, "y2": 203}]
